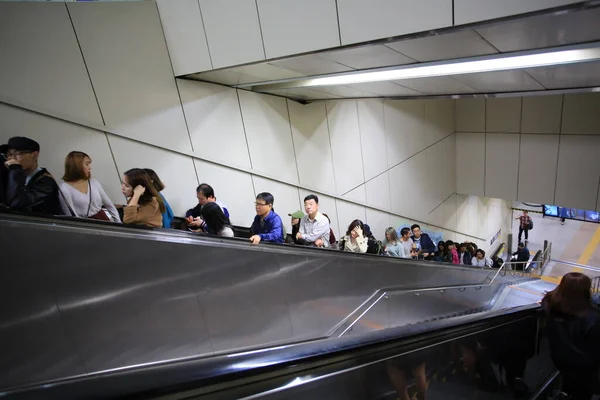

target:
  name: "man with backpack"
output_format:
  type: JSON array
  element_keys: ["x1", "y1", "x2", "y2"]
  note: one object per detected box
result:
[{"x1": 516, "y1": 210, "x2": 533, "y2": 243}]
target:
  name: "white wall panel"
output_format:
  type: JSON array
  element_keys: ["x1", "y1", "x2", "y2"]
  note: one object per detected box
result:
[
  {"x1": 326, "y1": 101, "x2": 365, "y2": 195},
  {"x1": 252, "y1": 176, "x2": 301, "y2": 234},
  {"x1": 424, "y1": 99, "x2": 454, "y2": 144},
  {"x1": 257, "y1": 0, "x2": 339, "y2": 58},
  {"x1": 441, "y1": 134, "x2": 457, "y2": 200},
  {"x1": 357, "y1": 100, "x2": 388, "y2": 180},
  {"x1": 178, "y1": 80, "x2": 250, "y2": 169},
  {"x1": 0, "y1": 104, "x2": 121, "y2": 203},
  {"x1": 521, "y1": 95, "x2": 562, "y2": 134},
  {"x1": 389, "y1": 152, "x2": 429, "y2": 220},
  {"x1": 68, "y1": 2, "x2": 191, "y2": 152},
  {"x1": 288, "y1": 101, "x2": 336, "y2": 193},
  {"x1": 384, "y1": 100, "x2": 427, "y2": 167},
  {"x1": 155, "y1": 0, "x2": 212, "y2": 75},
  {"x1": 518, "y1": 134, "x2": 559, "y2": 204},
  {"x1": 108, "y1": 136, "x2": 199, "y2": 216},
  {"x1": 199, "y1": 0, "x2": 265, "y2": 68},
  {"x1": 454, "y1": 0, "x2": 582, "y2": 25},
  {"x1": 456, "y1": 133, "x2": 485, "y2": 197},
  {"x1": 485, "y1": 134, "x2": 519, "y2": 200},
  {"x1": 238, "y1": 91, "x2": 298, "y2": 183},
  {"x1": 298, "y1": 189, "x2": 340, "y2": 238},
  {"x1": 193, "y1": 159, "x2": 256, "y2": 227},
  {"x1": 366, "y1": 172, "x2": 391, "y2": 211},
  {"x1": 0, "y1": 2, "x2": 103, "y2": 125},
  {"x1": 486, "y1": 98, "x2": 521, "y2": 133},
  {"x1": 561, "y1": 93, "x2": 600, "y2": 134},
  {"x1": 455, "y1": 98, "x2": 485, "y2": 133},
  {"x1": 335, "y1": 200, "x2": 366, "y2": 236},
  {"x1": 366, "y1": 208, "x2": 391, "y2": 242},
  {"x1": 555, "y1": 135, "x2": 600, "y2": 210},
  {"x1": 337, "y1": 0, "x2": 452, "y2": 45},
  {"x1": 428, "y1": 194, "x2": 457, "y2": 232},
  {"x1": 342, "y1": 185, "x2": 367, "y2": 204}
]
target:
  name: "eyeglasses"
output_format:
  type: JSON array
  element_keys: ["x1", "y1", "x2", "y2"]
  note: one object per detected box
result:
[
  {"x1": 254, "y1": 202, "x2": 269, "y2": 207},
  {"x1": 2, "y1": 150, "x2": 32, "y2": 159}
]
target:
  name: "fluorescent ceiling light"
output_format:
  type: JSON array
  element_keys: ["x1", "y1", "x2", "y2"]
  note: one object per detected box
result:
[{"x1": 249, "y1": 42, "x2": 600, "y2": 90}]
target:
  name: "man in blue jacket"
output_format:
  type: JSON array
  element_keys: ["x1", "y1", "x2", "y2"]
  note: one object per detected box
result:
[
  {"x1": 411, "y1": 224, "x2": 436, "y2": 260},
  {"x1": 249, "y1": 192, "x2": 284, "y2": 244}
]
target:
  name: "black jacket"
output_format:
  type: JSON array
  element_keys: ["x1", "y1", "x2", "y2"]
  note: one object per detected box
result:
[
  {"x1": 411, "y1": 233, "x2": 436, "y2": 255},
  {"x1": 513, "y1": 247, "x2": 530, "y2": 262},
  {"x1": 5, "y1": 165, "x2": 62, "y2": 215}
]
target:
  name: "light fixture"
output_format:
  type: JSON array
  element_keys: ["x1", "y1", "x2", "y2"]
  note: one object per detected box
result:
[{"x1": 248, "y1": 42, "x2": 600, "y2": 91}]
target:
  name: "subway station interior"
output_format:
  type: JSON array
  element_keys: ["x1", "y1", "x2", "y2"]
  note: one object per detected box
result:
[{"x1": 1, "y1": 0, "x2": 600, "y2": 399}]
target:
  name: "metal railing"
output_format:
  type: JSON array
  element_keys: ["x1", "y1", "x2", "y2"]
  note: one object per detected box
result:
[{"x1": 593, "y1": 276, "x2": 600, "y2": 293}]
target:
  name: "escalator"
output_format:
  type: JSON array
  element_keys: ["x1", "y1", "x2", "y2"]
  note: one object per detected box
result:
[
  {"x1": 0, "y1": 212, "x2": 549, "y2": 394},
  {"x1": 2, "y1": 304, "x2": 558, "y2": 399}
]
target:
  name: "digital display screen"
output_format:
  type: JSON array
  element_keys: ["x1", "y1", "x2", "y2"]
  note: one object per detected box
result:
[{"x1": 543, "y1": 205, "x2": 599, "y2": 224}]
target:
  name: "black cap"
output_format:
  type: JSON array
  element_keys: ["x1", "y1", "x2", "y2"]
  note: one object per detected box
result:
[
  {"x1": 0, "y1": 137, "x2": 40, "y2": 155},
  {"x1": 518, "y1": 242, "x2": 525, "y2": 247}
]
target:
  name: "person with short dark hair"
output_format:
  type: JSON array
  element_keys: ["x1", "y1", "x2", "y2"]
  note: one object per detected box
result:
[
  {"x1": 458, "y1": 243, "x2": 472, "y2": 265},
  {"x1": 400, "y1": 227, "x2": 416, "y2": 258},
  {"x1": 512, "y1": 242, "x2": 530, "y2": 271},
  {"x1": 516, "y1": 210, "x2": 531, "y2": 243},
  {"x1": 297, "y1": 194, "x2": 330, "y2": 248},
  {"x1": 1, "y1": 137, "x2": 62, "y2": 215},
  {"x1": 249, "y1": 192, "x2": 284, "y2": 244},
  {"x1": 58, "y1": 151, "x2": 120, "y2": 222},
  {"x1": 445, "y1": 240, "x2": 459, "y2": 264},
  {"x1": 143, "y1": 168, "x2": 174, "y2": 229},
  {"x1": 433, "y1": 241, "x2": 446, "y2": 262},
  {"x1": 198, "y1": 201, "x2": 233, "y2": 237},
  {"x1": 186, "y1": 183, "x2": 230, "y2": 232},
  {"x1": 121, "y1": 168, "x2": 165, "y2": 227},
  {"x1": 410, "y1": 224, "x2": 435, "y2": 259},
  {"x1": 542, "y1": 272, "x2": 600, "y2": 399},
  {"x1": 339, "y1": 219, "x2": 368, "y2": 253}
]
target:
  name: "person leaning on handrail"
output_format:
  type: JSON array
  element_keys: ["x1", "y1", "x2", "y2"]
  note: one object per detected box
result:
[
  {"x1": 121, "y1": 168, "x2": 165, "y2": 228},
  {"x1": 542, "y1": 272, "x2": 600, "y2": 399},
  {"x1": 249, "y1": 192, "x2": 284, "y2": 245}
]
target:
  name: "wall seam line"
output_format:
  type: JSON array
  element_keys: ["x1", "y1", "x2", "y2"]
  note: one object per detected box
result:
[
  {"x1": 355, "y1": 101, "x2": 367, "y2": 201},
  {"x1": 334, "y1": 0, "x2": 342, "y2": 45},
  {"x1": 0, "y1": 96, "x2": 486, "y2": 240},
  {"x1": 65, "y1": 3, "x2": 106, "y2": 126},
  {"x1": 154, "y1": 1, "x2": 196, "y2": 152},
  {"x1": 285, "y1": 99, "x2": 302, "y2": 184},
  {"x1": 235, "y1": 89, "x2": 254, "y2": 169},
  {"x1": 196, "y1": 0, "x2": 214, "y2": 69},
  {"x1": 428, "y1": 191, "x2": 457, "y2": 215},
  {"x1": 104, "y1": 133, "x2": 124, "y2": 201},
  {"x1": 483, "y1": 99, "x2": 487, "y2": 197},
  {"x1": 254, "y1": 0, "x2": 267, "y2": 59},
  {"x1": 382, "y1": 100, "x2": 393, "y2": 213},
  {"x1": 553, "y1": 95, "x2": 565, "y2": 204},
  {"x1": 324, "y1": 101, "x2": 339, "y2": 196},
  {"x1": 516, "y1": 97, "x2": 523, "y2": 200}
]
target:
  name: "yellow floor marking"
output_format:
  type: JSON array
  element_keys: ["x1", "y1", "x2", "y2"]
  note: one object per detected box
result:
[
  {"x1": 508, "y1": 285, "x2": 544, "y2": 297},
  {"x1": 541, "y1": 275, "x2": 561, "y2": 284},
  {"x1": 575, "y1": 225, "x2": 600, "y2": 272}
]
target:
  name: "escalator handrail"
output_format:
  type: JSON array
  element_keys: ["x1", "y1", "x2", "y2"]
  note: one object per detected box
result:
[{"x1": 2, "y1": 304, "x2": 542, "y2": 400}]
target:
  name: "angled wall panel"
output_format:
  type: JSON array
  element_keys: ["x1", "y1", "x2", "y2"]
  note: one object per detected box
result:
[
  {"x1": 486, "y1": 98, "x2": 521, "y2": 133},
  {"x1": 68, "y1": 2, "x2": 191, "y2": 152},
  {"x1": 561, "y1": 93, "x2": 600, "y2": 134},
  {"x1": 257, "y1": 0, "x2": 340, "y2": 58},
  {"x1": 455, "y1": 0, "x2": 583, "y2": 25},
  {"x1": 485, "y1": 133, "x2": 519, "y2": 200},
  {"x1": 288, "y1": 101, "x2": 336, "y2": 193},
  {"x1": 366, "y1": 208, "x2": 392, "y2": 243},
  {"x1": 518, "y1": 134, "x2": 559, "y2": 204},
  {"x1": 155, "y1": 0, "x2": 212, "y2": 75},
  {"x1": 0, "y1": 2, "x2": 103, "y2": 125},
  {"x1": 521, "y1": 95, "x2": 562, "y2": 134},
  {"x1": 456, "y1": 133, "x2": 485, "y2": 197},
  {"x1": 193, "y1": 159, "x2": 256, "y2": 227},
  {"x1": 358, "y1": 100, "x2": 388, "y2": 180},
  {"x1": 455, "y1": 98, "x2": 485, "y2": 133},
  {"x1": 108, "y1": 136, "x2": 198, "y2": 217},
  {"x1": 327, "y1": 100, "x2": 365, "y2": 195},
  {"x1": 366, "y1": 172, "x2": 391, "y2": 211},
  {"x1": 384, "y1": 99, "x2": 427, "y2": 167},
  {"x1": 199, "y1": 0, "x2": 265, "y2": 68},
  {"x1": 178, "y1": 80, "x2": 251, "y2": 169},
  {"x1": 238, "y1": 91, "x2": 298, "y2": 183}
]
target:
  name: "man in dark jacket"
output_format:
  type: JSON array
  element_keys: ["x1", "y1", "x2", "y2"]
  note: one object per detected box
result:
[
  {"x1": 512, "y1": 242, "x2": 530, "y2": 271},
  {"x1": 411, "y1": 224, "x2": 435, "y2": 260},
  {"x1": 0, "y1": 152, "x2": 7, "y2": 206},
  {"x1": 1, "y1": 137, "x2": 61, "y2": 215}
]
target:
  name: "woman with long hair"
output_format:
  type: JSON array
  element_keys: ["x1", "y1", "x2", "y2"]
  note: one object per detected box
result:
[
  {"x1": 59, "y1": 151, "x2": 120, "y2": 222},
  {"x1": 198, "y1": 201, "x2": 234, "y2": 237},
  {"x1": 543, "y1": 272, "x2": 600, "y2": 399},
  {"x1": 384, "y1": 227, "x2": 408, "y2": 258},
  {"x1": 340, "y1": 219, "x2": 368, "y2": 253},
  {"x1": 143, "y1": 168, "x2": 174, "y2": 229},
  {"x1": 121, "y1": 168, "x2": 165, "y2": 227}
]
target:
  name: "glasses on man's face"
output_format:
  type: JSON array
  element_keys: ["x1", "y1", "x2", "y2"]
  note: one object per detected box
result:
[
  {"x1": 3, "y1": 151, "x2": 31, "y2": 159},
  {"x1": 254, "y1": 202, "x2": 268, "y2": 207}
]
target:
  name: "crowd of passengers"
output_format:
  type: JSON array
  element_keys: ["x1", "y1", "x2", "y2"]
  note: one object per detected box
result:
[{"x1": 3, "y1": 136, "x2": 500, "y2": 267}]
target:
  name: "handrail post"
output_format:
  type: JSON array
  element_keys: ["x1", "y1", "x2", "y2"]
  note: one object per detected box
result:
[{"x1": 507, "y1": 233, "x2": 513, "y2": 270}]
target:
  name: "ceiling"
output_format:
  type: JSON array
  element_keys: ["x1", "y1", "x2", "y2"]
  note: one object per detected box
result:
[{"x1": 185, "y1": 5, "x2": 600, "y2": 102}]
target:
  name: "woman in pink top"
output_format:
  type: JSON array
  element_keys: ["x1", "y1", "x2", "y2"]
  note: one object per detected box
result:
[{"x1": 446, "y1": 240, "x2": 460, "y2": 264}]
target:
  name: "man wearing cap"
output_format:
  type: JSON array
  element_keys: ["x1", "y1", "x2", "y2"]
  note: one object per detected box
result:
[{"x1": 1, "y1": 137, "x2": 62, "y2": 215}]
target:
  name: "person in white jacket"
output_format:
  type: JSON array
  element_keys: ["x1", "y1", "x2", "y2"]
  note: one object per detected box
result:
[{"x1": 340, "y1": 219, "x2": 368, "y2": 253}]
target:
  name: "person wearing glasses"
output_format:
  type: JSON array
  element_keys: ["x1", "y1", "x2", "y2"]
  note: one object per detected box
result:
[
  {"x1": 0, "y1": 136, "x2": 62, "y2": 215},
  {"x1": 249, "y1": 192, "x2": 284, "y2": 245}
]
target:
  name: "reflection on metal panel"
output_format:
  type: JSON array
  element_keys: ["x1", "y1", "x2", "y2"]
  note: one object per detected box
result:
[{"x1": 0, "y1": 214, "x2": 532, "y2": 389}]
